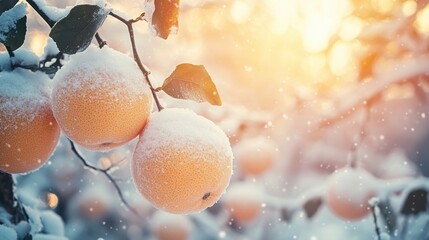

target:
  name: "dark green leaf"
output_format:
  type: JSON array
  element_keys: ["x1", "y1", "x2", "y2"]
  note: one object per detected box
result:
[
  {"x1": 303, "y1": 197, "x2": 323, "y2": 219},
  {"x1": 49, "y1": 4, "x2": 110, "y2": 54},
  {"x1": 378, "y1": 200, "x2": 397, "y2": 235},
  {"x1": 151, "y1": 0, "x2": 180, "y2": 39},
  {"x1": 401, "y1": 188, "x2": 427, "y2": 215},
  {"x1": 161, "y1": 63, "x2": 222, "y2": 106},
  {"x1": 0, "y1": 16, "x2": 26, "y2": 51},
  {"x1": 0, "y1": 0, "x2": 18, "y2": 15}
]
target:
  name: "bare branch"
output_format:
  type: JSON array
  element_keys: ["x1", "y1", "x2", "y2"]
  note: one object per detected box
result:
[
  {"x1": 109, "y1": 11, "x2": 164, "y2": 111},
  {"x1": 95, "y1": 33, "x2": 107, "y2": 48},
  {"x1": 68, "y1": 139, "x2": 140, "y2": 216}
]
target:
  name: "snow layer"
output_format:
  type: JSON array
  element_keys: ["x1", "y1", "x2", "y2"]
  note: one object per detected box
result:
[
  {"x1": 133, "y1": 108, "x2": 233, "y2": 165},
  {"x1": 32, "y1": 234, "x2": 68, "y2": 240},
  {"x1": 40, "y1": 211, "x2": 65, "y2": 236},
  {"x1": 0, "y1": 224, "x2": 17, "y2": 240},
  {"x1": 32, "y1": 0, "x2": 71, "y2": 21},
  {"x1": 327, "y1": 167, "x2": 376, "y2": 207},
  {"x1": 52, "y1": 45, "x2": 150, "y2": 104},
  {"x1": 223, "y1": 182, "x2": 264, "y2": 204},
  {"x1": 150, "y1": 211, "x2": 193, "y2": 234},
  {"x1": 144, "y1": 0, "x2": 156, "y2": 36},
  {"x1": 0, "y1": 2, "x2": 27, "y2": 42},
  {"x1": 0, "y1": 69, "x2": 52, "y2": 130}
]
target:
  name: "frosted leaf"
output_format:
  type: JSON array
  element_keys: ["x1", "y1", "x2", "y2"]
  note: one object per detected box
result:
[
  {"x1": 0, "y1": 2, "x2": 26, "y2": 42},
  {"x1": 145, "y1": 0, "x2": 180, "y2": 39}
]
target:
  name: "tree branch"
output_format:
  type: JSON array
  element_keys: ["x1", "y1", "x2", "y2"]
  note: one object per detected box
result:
[
  {"x1": 312, "y1": 56, "x2": 429, "y2": 135},
  {"x1": 68, "y1": 139, "x2": 139, "y2": 216},
  {"x1": 370, "y1": 202, "x2": 382, "y2": 240},
  {"x1": 95, "y1": 33, "x2": 107, "y2": 48},
  {"x1": 109, "y1": 11, "x2": 164, "y2": 111},
  {"x1": 0, "y1": 172, "x2": 28, "y2": 224},
  {"x1": 25, "y1": 0, "x2": 56, "y2": 28}
]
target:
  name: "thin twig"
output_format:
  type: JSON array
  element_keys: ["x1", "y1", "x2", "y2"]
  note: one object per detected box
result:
[
  {"x1": 371, "y1": 204, "x2": 382, "y2": 240},
  {"x1": 95, "y1": 33, "x2": 107, "y2": 48},
  {"x1": 109, "y1": 11, "x2": 164, "y2": 111},
  {"x1": 129, "y1": 12, "x2": 145, "y2": 24},
  {"x1": 68, "y1": 139, "x2": 140, "y2": 216}
]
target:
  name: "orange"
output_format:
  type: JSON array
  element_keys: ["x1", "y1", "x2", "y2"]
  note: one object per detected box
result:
[
  {"x1": 151, "y1": 211, "x2": 193, "y2": 240},
  {"x1": 223, "y1": 182, "x2": 263, "y2": 224},
  {"x1": 233, "y1": 137, "x2": 277, "y2": 176},
  {"x1": 0, "y1": 69, "x2": 60, "y2": 174},
  {"x1": 51, "y1": 45, "x2": 153, "y2": 151},
  {"x1": 131, "y1": 108, "x2": 233, "y2": 214},
  {"x1": 325, "y1": 167, "x2": 376, "y2": 220}
]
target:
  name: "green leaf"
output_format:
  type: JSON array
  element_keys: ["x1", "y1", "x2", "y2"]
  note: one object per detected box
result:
[
  {"x1": 161, "y1": 63, "x2": 222, "y2": 106},
  {"x1": 150, "y1": 0, "x2": 180, "y2": 39},
  {"x1": 0, "y1": 16, "x2": 26, "y2": 51},
  {"x1": 49, "y1": 4, "x2": 110, "y2": 54},
  {"x1": 401, "y1": 188, "x2": 427, "y2": 215},
  {"x1": 0, "y1": 0, "x2": 18, "y2": 15}
]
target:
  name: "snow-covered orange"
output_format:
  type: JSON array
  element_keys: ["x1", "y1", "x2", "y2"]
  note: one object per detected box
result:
[
  {"x1": 233, "y1": 137, "x2": 277, "y2": 176},
  {"x1": 223, "y1": 182, "x2": 263, "y2": 224},
  {"x1": 325, "y1": 167, "x2": 376, "y2": 220},
  {"x1": 51, "y1": 46, "x2": 153, "y2": 151},
  {"x1": 131, "y1": 108, "x2": 233, "y2": 214},
  {"x1": 0, "y1": 70, "x2": 60, "y2": 174}
]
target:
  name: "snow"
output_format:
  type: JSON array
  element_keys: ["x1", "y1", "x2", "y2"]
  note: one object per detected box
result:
[
  {"x1": 40, "y1": 38, "x2": 60, "y2": 60},
  {"x1": 0, "y1": 224, "x2": 17, "y2": 240},
  {"x1": 52, "y1": 45, "x2": 151, "y2": 107},
  {"x1": 144, "y1": 0, "x2": 156, "y2": 37},
  {"x1": 0, "y1": 2, "x2": 27, "y2": 42},
  {"x1": 150, "y1": 211, "x2": 193, "y2": 235},
  {"x1": 132, "y1": 108, "x2": 233, "y2": 165},
  {"x1": 326, "y1": 167, "x2": 377, "y2": 207},
  {"x1": 32, "y1": 0, "x2": 71, "y2": 22},
  {"x1": 32, "y1": 234, "x2": 68, "y2": 240},
  {"x1": 0, "y1": 69, "x2": 52, "y2": 130},
  {"x1": 222, "y1": 182, "x2": 264, "y2": 205},
  {"x1": 14, "y1": 221, "x2": 31, "y2": 240},
  {"x1": 0, "y1": 49, "x2": 40, "y2": 71},
  {"x1": 40, "y1": 210, "x2": 65, "y2": 236},
  {"x1": 23, "y1": 206, "x2": 43, "y2": 234}
]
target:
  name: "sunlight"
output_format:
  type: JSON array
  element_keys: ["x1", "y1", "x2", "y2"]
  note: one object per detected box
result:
[
  {"x1": 230, "y1": 0, "x2": 252, "y2": 24},
  {"x1": 29, "y1": 30, "x2": 48, "y2": 56},
  {"x1": 415, "y1": 5, "x2": 429, "y2": 36}
]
